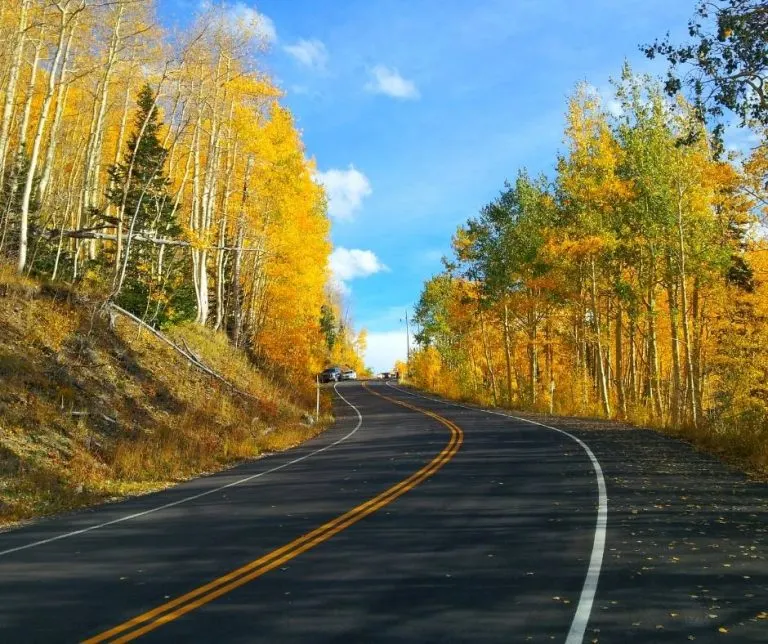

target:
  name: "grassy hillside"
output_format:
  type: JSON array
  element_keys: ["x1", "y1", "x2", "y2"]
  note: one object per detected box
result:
[{"x1": 0, "y1": 265, "x2": 330, "y2": 529}]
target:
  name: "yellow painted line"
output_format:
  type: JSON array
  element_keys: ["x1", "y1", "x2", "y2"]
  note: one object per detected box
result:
[{"x1": 83, "y1": 383, "x2": 463, "y2": 643}]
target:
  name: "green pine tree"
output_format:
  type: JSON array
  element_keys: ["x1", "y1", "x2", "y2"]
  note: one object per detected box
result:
[{"x1": 106, "y1": 84, "x2": 194, "y2": 326}]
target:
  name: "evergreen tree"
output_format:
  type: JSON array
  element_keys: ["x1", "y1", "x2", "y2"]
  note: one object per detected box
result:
[
  {"x1": 107, "y1": 83, "x2": 175, "y2": 237},
  {"x1": 106, "y1": 84, "x2": 193, "y2": 326}
]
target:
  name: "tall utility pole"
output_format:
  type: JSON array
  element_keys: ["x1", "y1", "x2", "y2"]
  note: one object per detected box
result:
[
  {"x1": 405, "y1": 309, "x2": 411, "y2": 364},
  {"x1": 400, "y1": 309, "x2": 411, "y2": 377}
]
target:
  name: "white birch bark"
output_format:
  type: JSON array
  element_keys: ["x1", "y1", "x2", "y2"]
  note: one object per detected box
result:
[
  {"x1": 0, "y1": 0, "x2": 31, "y2": 192},
  {"x1": 18, "y1": 1, "x2": 82, "y2": 273}
]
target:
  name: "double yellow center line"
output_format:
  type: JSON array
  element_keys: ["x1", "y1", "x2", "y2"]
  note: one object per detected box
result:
[{"x1": 83, "y1": 384, "x2": 464, "y2": 643}]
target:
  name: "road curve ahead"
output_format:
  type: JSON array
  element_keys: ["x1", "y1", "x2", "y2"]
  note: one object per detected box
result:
[{"x1": 0, "y1": 381, "x2": 765, "y2": 643}]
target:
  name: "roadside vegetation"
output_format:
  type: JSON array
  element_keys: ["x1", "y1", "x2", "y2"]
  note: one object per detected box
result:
[
  {"x1": 406, "y1": 1, "x2": 768, "y2": 478},
  {"x1": 0, "y1": 267, "x2": 335, "y2": 527},
  {"x1": 0, "y1": 1, "x2": 368, "y2": 526}
]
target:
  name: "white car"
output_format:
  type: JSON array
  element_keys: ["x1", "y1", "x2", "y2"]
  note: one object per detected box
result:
[{"x1": 341, "y1": 370, "x2": 357, "y2": 381}]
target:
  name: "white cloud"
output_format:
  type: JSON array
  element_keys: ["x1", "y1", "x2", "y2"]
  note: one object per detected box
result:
[
  {"x1": 364, "y1": 330, "x2": 408, "y2": 372},
  {"x1": 329, "y1": 247, "x2": 387, "y2": 298},
  {"x1": 330, "y1": 248, "x2": 387, "y2": 282},
  {"x1": 315, "y1": 165, "x2": 372, "y2": 221},
  {"x1": 284, "y1": 39, "x2": 328, "y2": 70},
  {"x1": 213, "y1": 2, "x2": 277, "y2": 43},
  {"x1": 366, "y1": 65, "x2": 420, "y2": 100}
]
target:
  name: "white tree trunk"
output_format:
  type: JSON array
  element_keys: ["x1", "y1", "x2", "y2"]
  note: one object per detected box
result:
[
  {"x1": 18, "y1": 35, "x2": 42, "y2": 149},
  {"x1": 111, "y1": 81, "x2": 132, "y2": 265},
  {"x1": 82, "y1": 1, "x2": 124, "y2": 214},
  {"x1": 38, "y1": 52, "x2": 74, "y2": 206},
  {"x1": 18, "y1": 2, "x2": 79, "y2": 273},
  {"x1": 0, "y1": 0, "x2": 30, "y2": 191}
]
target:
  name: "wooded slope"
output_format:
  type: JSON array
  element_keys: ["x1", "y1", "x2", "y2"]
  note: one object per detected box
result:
[{"x1": 0, "y1": 267, "x2": 326, "y2": 528}]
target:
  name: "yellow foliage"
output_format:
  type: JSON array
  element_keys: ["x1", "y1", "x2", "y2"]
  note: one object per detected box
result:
[{"x1": 408, "y1": 76, "x2": 768, "y2": 477}]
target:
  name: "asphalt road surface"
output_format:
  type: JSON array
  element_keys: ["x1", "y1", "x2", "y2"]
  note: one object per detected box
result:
[{"x1": 0, "y1": 381, "x2": 765, "y2": 643}]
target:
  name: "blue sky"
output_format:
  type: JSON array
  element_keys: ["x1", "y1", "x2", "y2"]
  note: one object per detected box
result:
[{"x1": 160, "y1": 0, "x2": 695, "y2": 371}]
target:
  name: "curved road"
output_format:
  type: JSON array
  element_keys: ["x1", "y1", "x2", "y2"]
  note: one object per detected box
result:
[{"x1": 0, "y1": 381, "x2": 765, "y2": 642}]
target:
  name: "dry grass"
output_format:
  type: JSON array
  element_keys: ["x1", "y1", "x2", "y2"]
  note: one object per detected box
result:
[
  {"x1": 0, "y1": 262, "x2": 40, "y2": 298},
  {"x1": 0, "y1": 267, "x2": 330, "y2": 528},
  {"x1": 670, "y1": 419, "x2": 768, "y2": 479}
]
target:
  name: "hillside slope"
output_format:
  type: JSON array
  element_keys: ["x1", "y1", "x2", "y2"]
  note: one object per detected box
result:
[{"x1": 0, "y1": 267, "x2": 328, "y2": 529}]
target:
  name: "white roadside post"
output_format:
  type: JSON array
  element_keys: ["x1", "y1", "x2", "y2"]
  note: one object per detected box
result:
[{"x1": 316, "y1": 374, "x2": 320, "y2": 422}]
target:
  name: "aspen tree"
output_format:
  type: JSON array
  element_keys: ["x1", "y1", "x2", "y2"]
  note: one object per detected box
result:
[
  {"x1": 0, "y1": 0, "x2": 31, "y2": 192},
  {"x1": 18, "y1": 0, "x2": 85, "y2": 273}
]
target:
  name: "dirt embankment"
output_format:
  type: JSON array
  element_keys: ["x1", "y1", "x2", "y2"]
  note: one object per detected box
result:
[{"x1": 0, "y1": 268, "x2": 329, "y2": 529}]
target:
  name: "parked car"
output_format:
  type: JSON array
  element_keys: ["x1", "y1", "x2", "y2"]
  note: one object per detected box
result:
[
  {"x1": 341, "y1": 370, "x2": 357, "y2": 381},
  {"x1": 319, "y1": 367, "x2": 342, "y2": 383}
]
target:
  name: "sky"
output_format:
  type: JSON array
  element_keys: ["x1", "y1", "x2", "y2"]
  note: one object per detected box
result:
[{"x1": 159, "y1": 0, "x2": 697, "y2": 371}]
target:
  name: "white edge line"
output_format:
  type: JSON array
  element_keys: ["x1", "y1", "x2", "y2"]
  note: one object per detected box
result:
[
  {"x1": 0, "y1": 383, "x2": 364, "y2": 558},
  {"x1": 385, "y1": 382, "x2": 606, "y2": 644}
]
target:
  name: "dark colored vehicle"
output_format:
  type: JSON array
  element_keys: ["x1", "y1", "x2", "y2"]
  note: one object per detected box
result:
[{"x1": 319, "y1": 367, "x2": 342, "y2": 383}]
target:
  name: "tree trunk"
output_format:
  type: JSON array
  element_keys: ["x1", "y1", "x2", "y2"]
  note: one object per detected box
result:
[
  {"x1": 214, "y1": 121, "x2": 236, "y2": 331},
  {"x1": 195, "y1": 54, "x2": 226, "y2": 326},
  {"x1": 214, "y1": 213, "x2": 228, "y2": 330},
  {"x1": 527, "y1": 304, "x2": 538, "y2": 406},
  {"x1": 615, "y1": 298, "x2": 626, "y2": 418},
  {"x1": 189, "y1": 94, "x2": 203, "y2": 315},
  {"x1": 232, "y1": 220, "x2": 245, "y2": 346},
  {"x1": 676, "y1": 185, "x2": 698, "y2": 427},
  {"x1": 502, "y1": 301, "x2": 514, "y2": 407},
  {"x1": 578, "y1": 270, "x2": 589, "y2": 411},
  {"x1": 38, "y1": 46, "x2": 74, "y2": 206},
  {"x1": 110, "y1": 82, "x2": 131, "y2": 266},
  {"x1": 231, "y1": 155, "x2": 252, "y2": 346},
  {"x1": 691, "y1": 277, "x2": 704, "y2": 422},
  {"x1": 18, "y1": 35, "x2": 42, "y2": 150},
  {"x1": 590, "y1": 258, "x2": 612, "y2": 417},
  {"x1": 0, "y1": 0, "x2": 30, "y2": 192},
  {"x1": 81, "y1": 1, "x2": 124, "y2": 219},
  {"x1": 545, "y1": 315, "x2": 554, "y2": 412},
  {"x1": 628, "y1": 314, "x2": 637, "y2": 406},
  {"x1": 479, "y1": 308, "x2": 498, "y2": 406},
  {"x1": 646, "y1": 255, "x2": 664, "y2": 420},
  {"x1": 665, "y1": 262, "x2": 682, "y2": 427},
  {"x1": 18, "y1": 3, "x2": 77, "y2": 273},
  {"x1": 0, "y1": 32, "x2": 41, "y2": 227}
]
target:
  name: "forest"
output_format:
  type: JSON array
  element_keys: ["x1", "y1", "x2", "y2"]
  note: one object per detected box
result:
[
  {"x1": 0, "y1": 0, "x2": 367, "y2": 385},
  {"x1": 0, "y1": 0, "x2": 377, "y2": 523},
  {"x1": 409, "y1": 45, "x2": 767, "y2": 472}
]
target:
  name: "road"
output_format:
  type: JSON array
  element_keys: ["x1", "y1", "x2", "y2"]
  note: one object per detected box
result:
[{"x1": 0, "y1": 381, "x2": 765, "y2": 643}]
